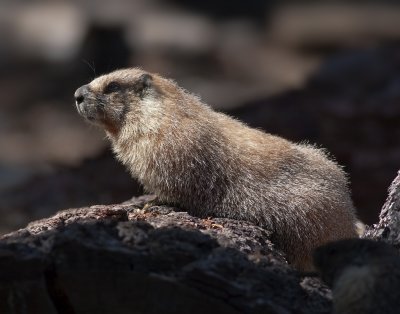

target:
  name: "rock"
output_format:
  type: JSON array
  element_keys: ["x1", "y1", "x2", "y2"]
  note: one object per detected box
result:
[
  {"x1": 0, "y1": 196, "x2": 331, "y2": 314},
  {"x1": 4, "y1": 169, "x2": 400, "y2": 313},
  {"x1": 364, "y1": 170, "x2": 400, "y2": 245}
]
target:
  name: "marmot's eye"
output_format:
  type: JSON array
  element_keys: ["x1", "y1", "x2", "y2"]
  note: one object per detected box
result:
[{"x1": 103, "y1": 81, "x2": 121, "y2": 94}]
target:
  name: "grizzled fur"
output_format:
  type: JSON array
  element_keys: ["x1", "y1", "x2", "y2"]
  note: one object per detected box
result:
[
  {"x1": 74, "y1": 68, "x2": 357, "y2": 270},
  {"x1": 314, "y1": 239, "x2": 400, "y2": 314}
]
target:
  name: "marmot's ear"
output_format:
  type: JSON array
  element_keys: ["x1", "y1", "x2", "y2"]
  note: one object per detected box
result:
[{"x1": 135, "y1": 73, "x2": 153, "y2": 96}]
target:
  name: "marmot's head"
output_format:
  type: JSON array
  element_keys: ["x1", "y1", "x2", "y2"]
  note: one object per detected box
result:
[
  {"x1": 313, "y1": 239, "x2": 398, "y2": 286},
  {"x1": 74, "y1": 68, "x2": 159, "y2": 136}
]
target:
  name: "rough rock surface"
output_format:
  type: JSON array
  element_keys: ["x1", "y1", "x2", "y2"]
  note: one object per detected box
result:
[
  {"x1": 364, "y1": 170, "x2": 400, "y2": 246},
  {"x1": 3, "y1": 167, "x2": 400, "y2": 314},
  {"x1": 0, "y1": 195, "x2": 332, "y2": 314}
]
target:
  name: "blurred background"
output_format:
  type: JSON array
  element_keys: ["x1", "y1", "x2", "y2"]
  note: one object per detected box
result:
[{"x1": 1, "y1": 0, "x2": 400, "y2": 235}]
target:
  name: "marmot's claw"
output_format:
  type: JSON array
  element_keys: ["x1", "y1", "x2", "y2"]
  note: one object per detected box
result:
[{"x1": 142, "y1": 199, "x2": 161, "y2": 211}]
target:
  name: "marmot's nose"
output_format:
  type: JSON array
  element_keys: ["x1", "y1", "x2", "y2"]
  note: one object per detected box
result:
[{"x1": 74, "y1": 85, "x2": 89, "y2": 105}]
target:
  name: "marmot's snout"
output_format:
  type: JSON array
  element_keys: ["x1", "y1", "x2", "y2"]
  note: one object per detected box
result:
[
  {"x1": 74, "y1": 85, "x2": 98, "y2": 122},
  {"x1": 74, "y1": 85, "x2": 88, "y2": 105}
]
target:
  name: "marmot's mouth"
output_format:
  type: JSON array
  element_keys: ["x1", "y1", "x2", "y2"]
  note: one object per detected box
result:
[
  {"x1": 75, "y1": 102, "x2": 83, "y2": 115},
  {"x1": 85, "y1": 115, "x2": 96, "y2": 121},
  {"x1": 75, "y1": 101, "x2": 97, "y2": 122}
]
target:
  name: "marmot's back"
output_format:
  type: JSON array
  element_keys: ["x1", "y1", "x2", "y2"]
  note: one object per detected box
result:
[{"x1": 213, "y1": 118, "x2": 357, "y2": 269}]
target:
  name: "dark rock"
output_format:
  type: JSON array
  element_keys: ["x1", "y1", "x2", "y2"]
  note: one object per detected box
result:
[
  {"x1": 364, "y1": 170, "x2": 400, "y2": 247},
  {"x1": 4, "y1": 168, "x2": 400, "y2": 313},
  {"x1": 0, "y1": 196, "x2": 331, "y2": 314}
]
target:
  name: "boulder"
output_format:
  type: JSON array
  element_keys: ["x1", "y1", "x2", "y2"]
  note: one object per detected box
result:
[
  {"x1": 3, "y1": 168, "x2": 400, "y2": 313},
  {"x1": 0, "y1": 195, "x2": 331, "y2": 314},
  {"x1": 364, "y1": 170, "x2": 400, "y2": 245}
]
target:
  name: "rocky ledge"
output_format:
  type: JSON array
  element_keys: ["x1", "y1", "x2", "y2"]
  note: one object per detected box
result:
[
  {"x1": 364, "y1": 170, "x2": 400, "y2": 245},
  {"x1": 2, "y1": 171, "x2": 400, "y2": 314}
]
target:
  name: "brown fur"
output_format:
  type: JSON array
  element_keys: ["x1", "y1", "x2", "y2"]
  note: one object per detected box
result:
[{"x1": 74, "y1": 68, "x2": 357, "y2": 270}]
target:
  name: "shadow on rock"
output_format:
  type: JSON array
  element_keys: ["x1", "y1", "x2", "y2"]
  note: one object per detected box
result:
[{"x1": 0, "y1": 197, "x2": 331, "y2": 314}]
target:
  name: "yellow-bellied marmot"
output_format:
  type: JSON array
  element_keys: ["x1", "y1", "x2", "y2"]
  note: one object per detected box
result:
[
  {"x1": 314, "y1": 238, "x2": 400, "y2": 314},
  {"x1": 74, "y1": 68, "x2": 358, "y2": 270}
]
